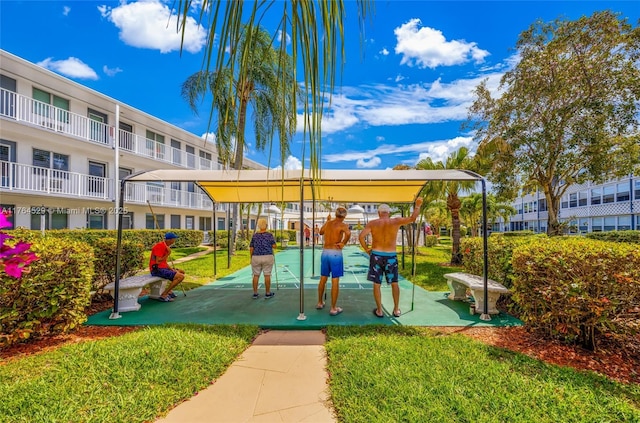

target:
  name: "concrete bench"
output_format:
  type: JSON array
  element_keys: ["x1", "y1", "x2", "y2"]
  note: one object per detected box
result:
[
  {"x1": 444, "y1": 272, "x2": 510, "y2": 315},
  {"x1": 103, "y1": 274, "x2": 169, "y2": 312}
]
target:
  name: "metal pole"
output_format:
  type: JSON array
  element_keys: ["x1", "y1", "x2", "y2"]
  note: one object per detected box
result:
[
  {"x1": 109, "y1": 179, "x2": 127, "y2": 320},
  {"x1": 480, "y1": 180, "x2": 491, "y2": 321},
  {"x1": 227, "y1": 205, "x2": 231, "y2": 269},
  {"x1": 297, "y1": 178, "x2": 306, "y2": 320},
  {"x1": 212, "y1": 202, "x2": 217, "y2": 279}
]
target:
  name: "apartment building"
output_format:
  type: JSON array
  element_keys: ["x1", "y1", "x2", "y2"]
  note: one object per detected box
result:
[
  {"x1": 494, "y1": 175, "x2": 639, "y2": 234},
  {"x1": 0, "y1": 49, "x2": 268, "y2": 233}
]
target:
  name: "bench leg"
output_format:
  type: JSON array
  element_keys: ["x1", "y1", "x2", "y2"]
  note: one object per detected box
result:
[
  {"x1": 469, "y1": 289, "x2": 501, "y2": 315},
  {"x1": 116, "y1": 288, "x2": 143, "y2": 312},
  {"x1": 447, "y1": 279, "x2": 467, "y2": 301},
  {"x1": 148, "y1": 280, "x2": 169, "y2": 300}
]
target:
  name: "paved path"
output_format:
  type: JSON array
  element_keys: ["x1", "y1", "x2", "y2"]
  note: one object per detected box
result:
[{"x1": 157, "y1": 330, "x2": 336, "y2": 423}]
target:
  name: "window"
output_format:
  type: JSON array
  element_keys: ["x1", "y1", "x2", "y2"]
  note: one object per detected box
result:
[
  {"x1": 145, "y1": 130, "x2": 165, "y2": 159},
  {"x1": 51, "y1": 211, "x2": 68, "y2": 229},
  {"x1": 88, "y1": 212, "x2": 106, "y2": 229},
  {"x1": 30, "y1": 207, "x2": 48, "y2": 230},
  {"x1": 1, "y1": 74, "x2": 17, "y2": 118},
  {"x1": 32, "y1": 88, "x2": 69, "y2": 128},
  {"x1": 561, "y1": 196, "x2": 568, "y2": 209},
  {"x1": 591, "y1": 217, "x2": 603, "y2": 232},
  {"x1": 635, "y1": 180, "x2": 640, "y2": 200},
  {"x1": 618, "y1": 216, "x2": 631, "y2": 231},
  {"x1": 579, "y1": 218, "x2": 588, "y2": 233},
  {"x1": 88, "y1": 109, "x2": 108, "y2": 143},
  {"x1": 199, "y1": 150, "x2": 212, "y2": 169},
  {"x1": 199, "y1": 216, "x2": 211, "y2": 231},
  {"x1": 590, "y1": 188, "x2": 602, "y2": 205},
  {"x1": 170, "y1": 181, "x2": 181, "y2": 202},
  {"x1": 171, "y1": 214, "x2": 181, "y2": 229},
  {"x1": 186, "y1": 216, "x2": 194, "y2": 230},
  {"x1": 616, "y1": 182, "x2": 630, "y2": 202},
  {"x1": 121, "y1": 212, "x2": 134, "y2": 229},
  {"x1": 578, "y1": 191, "x2": 587, "y2": 207},
  {"x1": 29, "y1": 207, "x2": 66, "y2": 229},
  {"x1": 186, "y1": 145, "x2": 195, "y2": 168},
  {"x1": 569, "y1": 193, "x2": 577, "y2": 208},
  {"x1": 146, "y1": 213, "x2": 164, "y2": 229},
  {"x1": 603, "y1": 217, "x2": 616, "y2": 231},
  {"x1": 217, "y1": 217, "x2": 225, "y2": 230},
  {"x1": 119, "y1": 122, "x2": 134, "y2": 150},
  {"x1": 539, "y1": 198, "x2": 547, "y2": 212},
  {"x1": 88, "y1": 161, "x2": 106, "y2": 196},
  {"x1": 602, "y1": 185, "x2": 615, "y2": 204}
]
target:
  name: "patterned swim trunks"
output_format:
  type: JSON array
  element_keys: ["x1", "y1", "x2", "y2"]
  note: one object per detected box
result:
[{"x1": 366, "y1": 251, "x2": 398, "y2": 284}]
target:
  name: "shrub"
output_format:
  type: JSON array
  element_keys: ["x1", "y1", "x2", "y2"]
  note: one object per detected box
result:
[
  {"x1": 585, "y1": 230, "x2": 640, "y2": 244},
  {"x1": 0, "y1": 237, "x2": 93, "y2": 347},
  {"x1": 461, "y1": 234, "x2": 544, "y2": 288},
  {"x1": 424, "y1": 235, "x2": 439, "y2": 247},
  {"x1": 511, "y1": 237, "x2": 640, "y2": 351},
  {"x1": 92, "y1": 238, "x2": 145, "y2": 291}
]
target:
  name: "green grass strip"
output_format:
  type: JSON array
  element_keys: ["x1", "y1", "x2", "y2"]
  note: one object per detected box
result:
[
  {"x1": 326, "y1": 326, "x2": 640, "y2": 423},
  {"x1": 0, "y1": 324, "x2": 258, "y2": 423}
]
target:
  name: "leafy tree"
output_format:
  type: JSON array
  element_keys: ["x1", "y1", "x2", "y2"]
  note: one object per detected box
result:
[
  {"x1": 182, "y1": 24, "x2": 297, "y2": 253},
  {"x1": 176, "y1": 1, "x2": 373, "y2": 175},
  {"x1": 460, "y1": 193, "x2": 516, "y2": 236},
  {"x1": 416, "y1": 148, "x2": 478, "y2": 264},
  {"x1": 466, "y1": 11, "x2": 640, "y2": 235}
]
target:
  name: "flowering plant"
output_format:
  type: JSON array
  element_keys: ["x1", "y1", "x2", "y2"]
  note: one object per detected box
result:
[{"x1": 0, "y1": 211, "x2": 38, "y2": 278}]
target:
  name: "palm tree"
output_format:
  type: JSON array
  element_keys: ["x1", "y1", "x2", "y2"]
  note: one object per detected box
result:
[
  {"x1": 416, "y1": 148, "x2": 477, "y2": 264},
  {"x1": 182, "y1": 24, "x2": 297, "y2": 253},
  {"x1": 176, "y1": 1, "x2": 374, "y2": 176}
]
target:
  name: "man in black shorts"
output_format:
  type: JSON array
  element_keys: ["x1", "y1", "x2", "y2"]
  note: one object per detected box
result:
[{"x1": 358, "y1": 197, "x2": 423, "y2": 318}]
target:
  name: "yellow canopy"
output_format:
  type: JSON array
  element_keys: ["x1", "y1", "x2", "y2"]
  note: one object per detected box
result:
[{"x1": 125, "y1": 169, "x2": 483, "y2": 203}]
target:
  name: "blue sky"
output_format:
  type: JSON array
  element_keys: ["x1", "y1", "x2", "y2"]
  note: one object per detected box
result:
[{"x1": 1, "y1": 1, "x2": 638, "y2": 171}]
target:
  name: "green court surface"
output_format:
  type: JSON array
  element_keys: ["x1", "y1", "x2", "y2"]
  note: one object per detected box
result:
[{"x1": 87, "y1": 246, "x2": 522, "y2": 329}]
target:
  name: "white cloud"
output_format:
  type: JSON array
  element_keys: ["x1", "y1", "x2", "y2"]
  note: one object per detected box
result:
[
  {"x1": 37, "y1": 57, "x2": 98, "y2": 80},
  {"x1": 356, "y1": 156, "x2": 381, "y2": 168},
  {"x1": 324, "y1": 136, "x2": 476, "y2": 168},
  {"x1": 103, "y1": 65, "x2": 123, "y2": 77},
  {"x1": 277, "y1": 30, "x2": 291, "y2": 45},
  {"x1": 284, "y1": 155, "x2": 302, "y2": 170},
  {"x1": 394, "y1": 18, "x2": 489, "y2": 69},
  {"x1": 379, "y1": 48, "x2": 389, "y2": 56},
  {"x1": 201, "y1": 132, "x2": 217, "y2": 144},
  {"x1": 99, "y1": 0, "x2": 207, "y2": 54},
  {"x1": 62, "y1": 6, "x2": 70, "y2": 16}
]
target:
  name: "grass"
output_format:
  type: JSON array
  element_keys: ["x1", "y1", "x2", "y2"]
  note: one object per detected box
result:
[
  {"x1": 4, "y1": 242, "x2": 639, "y2": 422},
  {"x1": 399, "y1": 242, "x2": 463, "y2": 291},
  {"x1": 0, "y1": 324, "x2": 259, "y2": 423},
  {"x1": 326, "y1": 326, "x2": 640, "y2": 423}
]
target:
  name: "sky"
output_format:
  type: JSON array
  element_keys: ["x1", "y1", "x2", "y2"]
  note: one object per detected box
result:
[{"x1": 1, "y1": 1, "x2": 638, "y2": 171}]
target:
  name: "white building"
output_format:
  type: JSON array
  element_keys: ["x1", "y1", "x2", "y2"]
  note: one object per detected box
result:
[
  {"x1": 495, "y1": 175, "x2": 639, "y2": 234},
  {"x1": 0, "y1": 49, "x2": 271, "y2": 233}
]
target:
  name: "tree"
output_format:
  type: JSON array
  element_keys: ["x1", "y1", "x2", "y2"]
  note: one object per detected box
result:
[
  {"x1": 460, "y1": 193, "x2": 516, "y2": 236},
  {"x1": 416, "y1": 148, "x2": 478, "y2": 264},
  {"x1": 182, "y1": 24, "x2": 297, "y2": 253},
  {"x1": 466, "y1": 11, "x2": 640, "y2": 235},
  {"x1": 177, "y1": 1, "x2": 373, "y2": 175}
]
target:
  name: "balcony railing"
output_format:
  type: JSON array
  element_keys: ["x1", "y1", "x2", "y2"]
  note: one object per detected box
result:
[
  {"x1": 1, "y1": 161, "x2": 214, "y2": 211},
  {"x1": 0, "y1": 88, "x2": 223, "y2": 171}
]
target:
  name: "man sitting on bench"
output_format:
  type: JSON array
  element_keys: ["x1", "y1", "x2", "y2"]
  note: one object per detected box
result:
[{"x1": 149, "y1": 232, "x2": 185, "y2": 302}]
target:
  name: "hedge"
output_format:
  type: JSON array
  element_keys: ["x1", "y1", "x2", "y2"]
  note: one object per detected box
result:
[{"x1": 585, "y1": 230, "x2": 640, "y2": 244}]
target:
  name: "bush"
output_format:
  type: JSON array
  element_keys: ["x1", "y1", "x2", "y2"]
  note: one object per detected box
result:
[
  {"x1": 461, "y1": 234, "x2": 545, "y2": 288},
  {"x1": 0, "y1": 237, "x2": 93, "y2": 347},
  {"x1": 585, "y1": 230, "x2": 640, "y2": 244},
  {"x1": 424, "y1": 235, "x2": 439, "y2": 247},
  {"x1": 511, "y1": 237, "x2": 640, "y2": 351},
  {"x1": 92, "y1": 238, "x2": 145, "y2": 291}
]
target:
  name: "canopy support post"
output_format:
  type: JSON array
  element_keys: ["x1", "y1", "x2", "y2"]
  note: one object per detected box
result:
[
  {"x1": 480, "y1": 179, "x2": 491, "y2": 321},
  {"x1": 212, "y1": 202, "x2": 217, "y2": 280},
  {"x1": 109, "y1": 178, "x2": 127, "y2": 320},
  {"x1": 297, "y1": 179, "x2": 307, "y2": 320}
]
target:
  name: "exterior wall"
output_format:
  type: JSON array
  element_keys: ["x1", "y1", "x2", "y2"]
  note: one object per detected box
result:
[
  {"x1": 1, "y1": 49, "x2": 267, "y2": 232},
  {"x1": 506, "y1": 175, "x2": 639, "y2": 233}
]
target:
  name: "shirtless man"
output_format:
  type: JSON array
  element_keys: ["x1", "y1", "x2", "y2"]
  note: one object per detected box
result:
[
  {"x1": 358, "y1": 197, "x2": 423, "y2": 318},
  {"x1": 316, "y1": 207, "x2": 351, "y2": 316}
]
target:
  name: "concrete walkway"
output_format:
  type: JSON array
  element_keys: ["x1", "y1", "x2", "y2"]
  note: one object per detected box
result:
[{"x1": 156, "y1": 330, "x2": 337, "y2": 423}]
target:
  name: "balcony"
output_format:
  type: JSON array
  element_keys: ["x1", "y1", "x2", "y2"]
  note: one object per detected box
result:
[
  {"x1": 1, "y1": 161, "x2": 214, "y2": 211},
  {"x1": 0, "y1": 88, "x2": 223, "y2": 171}
]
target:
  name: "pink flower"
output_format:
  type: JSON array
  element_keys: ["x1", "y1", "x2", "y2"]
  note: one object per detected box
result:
[{"x1": 0, "y1": 211, "x2": 38, "y2": 278}]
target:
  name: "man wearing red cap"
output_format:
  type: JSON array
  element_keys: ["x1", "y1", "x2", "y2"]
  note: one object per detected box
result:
[{"x1": 149, "y1": 232, "x2": 185, "y2": 302}]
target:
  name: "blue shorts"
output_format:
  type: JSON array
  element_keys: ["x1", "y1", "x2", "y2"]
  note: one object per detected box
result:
[
  {"x1": 320, "y1": 249, "x2": 344, "y2": 278},
  {"x1": 367, "y1": 251, "x2": 398, "y2": 284},
  {"x1": 151, "y1": 267, "x2": 177, "y2": 281}
]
